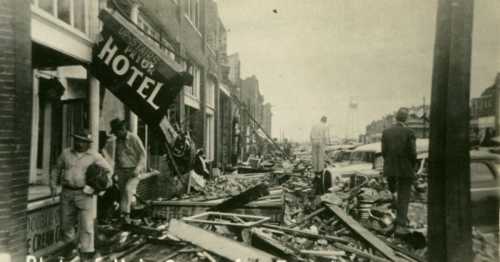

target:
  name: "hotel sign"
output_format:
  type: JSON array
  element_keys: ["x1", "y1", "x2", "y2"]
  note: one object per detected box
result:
[{"x1": 92, "y1": 9, "x2": 192, "y2": 126}]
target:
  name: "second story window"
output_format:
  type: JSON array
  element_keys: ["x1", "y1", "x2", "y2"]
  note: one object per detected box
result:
[
  {"x1": 186, "y1": 0, "x2": 200, "y2": 29},
  {"x1": 32, "y1": 0, "x2": 89, "y2": 35},
  {"x1": 185, "y1": 65, "x2": 200, "y2": 99}
]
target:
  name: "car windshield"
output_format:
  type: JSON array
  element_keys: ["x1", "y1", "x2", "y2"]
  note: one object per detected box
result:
[
  {"x1": 350, "y1": 151, "x2": 374, "y2": 163},
  {"x1": 471, "y1": 162, "x2": 495, "y2": 183}
]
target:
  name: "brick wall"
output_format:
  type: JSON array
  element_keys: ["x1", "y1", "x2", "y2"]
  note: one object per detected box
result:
[{"x1": 0, "y1": 0, "x2": 32, "y2": 261}]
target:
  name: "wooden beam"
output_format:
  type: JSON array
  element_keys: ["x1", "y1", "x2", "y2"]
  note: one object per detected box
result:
[
  {"x1": 261, "y1": 224, "x2": 350, "y2": 244},
  {"x1": 209, "y1": 183, "x2": 269, "y2": 212},
  {"x1": 428, "y1": 0, "x2": 474, "y2": 261},
  {"x1": 168, "y1": 219, "x2": 278, "y2": 262},
  {"x1": 325, "y1": 204, "x2": 397, "y2": 261}
]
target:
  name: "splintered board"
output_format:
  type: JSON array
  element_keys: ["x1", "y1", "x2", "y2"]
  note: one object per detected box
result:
[
  {"x1": 325, "y1": 204, "x2": 398, "y2": 261},
  {"x1": 183, "y1": 211, "x2": 270, "y2": 227},
  {"x1": 169, "y1": 219, "x2": 278, "y2": 262}
]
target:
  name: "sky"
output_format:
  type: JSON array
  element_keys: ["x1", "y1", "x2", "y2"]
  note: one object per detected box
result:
[{"x1": 217, "y1": 0, "x2": 500, "y2": 142}]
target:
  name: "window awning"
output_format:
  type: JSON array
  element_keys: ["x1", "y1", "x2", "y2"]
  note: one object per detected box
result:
[{"x1": 91, "y1": 9, "x2": 192, "y2": 126}]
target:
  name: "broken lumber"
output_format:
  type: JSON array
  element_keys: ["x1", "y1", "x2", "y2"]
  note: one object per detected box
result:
[
  {"x1": 251, "y1": 228, "x2": 298, "y2": 256},
  {"x1": 300, "y1": 249, "x2": 346, "y2": 257},
  {"x1": 168, "y1": 219, "x2": 278, "y2": 262},
  {"x1": 182, "y1": 211, "x2": 270, "y2": 227},
  {"x1": 261, "y1": 224, "x2": 349, "y2": 244},
  {"x1": 289, "y1": 207, "x2": 327, "y2": 227},
  {"x1": 325, "y1": 204, "x2": 397, "y2": 261},
  {"x1": 333, "y1": 243, "x2": 392, "y2": 262},
  {"x1": 209, "y1": 183, "x2": 270, "y2": 212}
]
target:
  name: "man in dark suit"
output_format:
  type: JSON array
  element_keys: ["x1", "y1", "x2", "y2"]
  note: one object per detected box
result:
[{"x1": 382, "y1": 108, "x2": 417, "y2": 234}]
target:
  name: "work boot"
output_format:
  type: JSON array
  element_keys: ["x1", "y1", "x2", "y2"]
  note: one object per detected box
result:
[
  {"x1": 60, "y1": 243, "x2": 78, "y2": 261},
  {"x1": 80, "y1": 252, "x2": 96, "y2": 262},
  {"x1": 119, "y1": 212, "x2": 132, "y2": 225}
]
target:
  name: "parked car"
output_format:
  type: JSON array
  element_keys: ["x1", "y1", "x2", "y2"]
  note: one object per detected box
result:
[
  {"x1": 323, "y1": 141, "x2": 499, "y2": 231},
  {"x1": 469, "y1": 150, "x2": 500, "y2": 232},
  {"x1": 326, "y1": 139, "x2": 429, "y2": 179}
]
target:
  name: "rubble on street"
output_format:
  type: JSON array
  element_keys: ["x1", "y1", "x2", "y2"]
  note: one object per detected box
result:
[{"x1": 44, "y1": 156, "x2": 498, "y2": 262}]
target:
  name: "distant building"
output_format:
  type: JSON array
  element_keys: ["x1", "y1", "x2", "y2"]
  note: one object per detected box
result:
[
  {"x1": 365, "y1": 105, "x2": 430, "y2": 143},
  {"x1": 239, "y1": 76, "x2": 273, "y2": 158},
  {"x1": 263, "y1": 103, "x2": 273, "y2": 136}
]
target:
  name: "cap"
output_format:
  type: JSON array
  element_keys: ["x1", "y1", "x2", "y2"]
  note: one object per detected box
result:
[
  {"x1": 73, "y1": 129, "x2": 93, "y2": 143},
  {"x1": 110, "y1": 118, "x2": 127, "y2": 133}
]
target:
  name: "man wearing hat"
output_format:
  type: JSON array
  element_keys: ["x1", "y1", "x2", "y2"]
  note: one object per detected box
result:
[
  {"x1": 104, "y1": 118, "x2": 146, "y2": 222},
  {"x1": 381, "y1": 107, "x2": 417, "y2": 235},
  {"x1": 50, "y1": 129, "x2": 112, "y2": 261}
]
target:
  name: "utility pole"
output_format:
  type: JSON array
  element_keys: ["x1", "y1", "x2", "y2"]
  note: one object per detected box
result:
[{"x1": 428, "y1": 0, "x2": 474, "y2": 261}]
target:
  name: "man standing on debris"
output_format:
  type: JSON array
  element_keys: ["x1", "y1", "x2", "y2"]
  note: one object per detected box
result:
[
  {"x1": 381, "y1": 108, "x2": 417, "y2": 235},
  {"x1": 105, "y1": 118, "x2": 147, "y2": 222},
  {"x1": 310, "y1": 116, "x2": 330, "y2": 174},
  {"x1": 50, "y1": 130, "x2": 112, "y2": 261}
]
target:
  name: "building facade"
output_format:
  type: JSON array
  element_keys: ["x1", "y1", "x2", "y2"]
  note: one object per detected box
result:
[
  {"x1": 365, "y1": 105, "x2": 430, "y2": 143},
  {"x1": 0, "y1": 0, "x2": 235, "y2": 260}
]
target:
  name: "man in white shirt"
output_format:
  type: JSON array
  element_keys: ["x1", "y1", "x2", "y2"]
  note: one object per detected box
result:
[
  {"x1": 51, "y1": 130, "x2": 112, "y2": 261},
  {"x1": 310, "y1": 116, "x2": 330, "y2": 174}
]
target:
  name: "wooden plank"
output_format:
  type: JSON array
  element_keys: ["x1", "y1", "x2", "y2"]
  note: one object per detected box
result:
[
  {"x1": 251, "y1": 228, "x2": 298, "y2": 256},
  {"x1": 182, "y1": 211, "x2": 270, "y2": 227},
  {"x1": 289, "y1": 207, "x2": 326, "y2": 227},
  {"x1": 428, "y1": 0, "x2": 474, "y2": 261},
  {"x1": 325, "y1": 204, "x2": 397, "y2": 261},
  {"x1": 209, "y1": 183, "x2": 270, "y2": 212},
  {"x1": 333, "y1": 243, "x2": 392, "y2": 262},
  {"x1": 261, "y1": 224, "x2": 349, "y2": 244},
  {"x1": 168, "y1": 219, "x2": 278, "y2": 262}
]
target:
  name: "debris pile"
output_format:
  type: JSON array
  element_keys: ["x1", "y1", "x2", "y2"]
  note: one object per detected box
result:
[
  {"x1": 472, "y1": 228, "x2": 499, "y2": 262},
  {"x1": 47, "y1": 158, "x2": 498, "y2": 262},
  {"x1": 175, "y1": 173, "x2": 273, "y2": 201}
]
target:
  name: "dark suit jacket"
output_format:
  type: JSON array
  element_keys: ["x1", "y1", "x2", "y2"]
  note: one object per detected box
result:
[{"x1": 381, "y1": 122, "x2": 417, "y2": 178}]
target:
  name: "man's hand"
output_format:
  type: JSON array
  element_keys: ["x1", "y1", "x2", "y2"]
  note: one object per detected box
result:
[{"x1": 134, "y1": 166, "x2": 144, "y2": 177}]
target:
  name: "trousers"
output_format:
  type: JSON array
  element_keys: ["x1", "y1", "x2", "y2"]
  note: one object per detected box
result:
[
  {"x1": 311, "y1": 142, "x2": 325, "y2": 173},
  {"x1": 116, "y1": 168, "x2": 140, "y2": 214},
  {"x1": 61, "y1": 189, "x2": 95, "y2": 253},
  {"x1": 387, "y1": 176, "x2": 413, "y2": 226}
]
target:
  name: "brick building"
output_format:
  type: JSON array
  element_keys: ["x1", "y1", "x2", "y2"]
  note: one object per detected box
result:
[
  {"x1": 240, "y1": 75, "x2": 273, "y2": 159},
  {"x1": 0, "y1": 1, "x2": 32, "y2": 261},
  {"x1": 0, "y1": 0, "x2": 234, "y2": 260}
]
